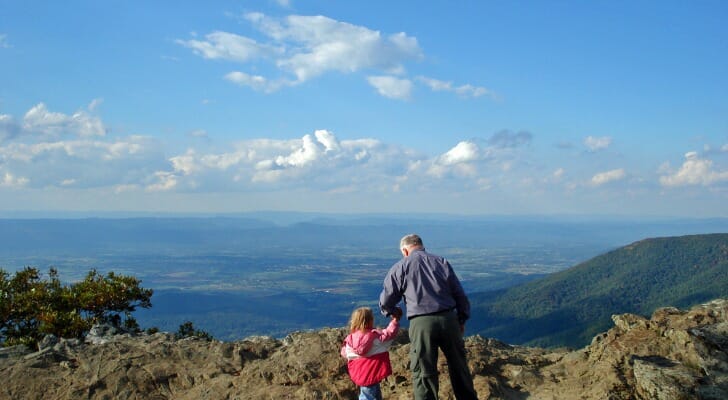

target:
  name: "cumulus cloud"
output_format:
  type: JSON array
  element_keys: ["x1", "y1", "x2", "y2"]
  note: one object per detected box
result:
[
  {"x1": 0, "y1": 137, "x2": 162, "y2": 188},
  {"x1": 1, "y1": 102, "x2": 548, "y2": 199},
  {"x1": 417, "y1": 76, "x2": 497, "y2": 100},
  {"x1": 160, "y1": 129, "x2": 413, "y2": 191},
  {"x1": 659, "y1": 152, "x2": 728, "y2": 187},
  {"x1": 178, "y1": 12, "x2": 423, "y2": 97},
  {"x1": 367, "y1": 76, "x2": 412, "y2": 100},
  {"x1": 0, "y1": 102, "x2": 167, "y2": 190},
  {"x1": 251, "y1": 13, "x2": 421, "y2": 81},
  {"x1": 439, "y1": 141, "x2": 479, "y2": 165},
  {"x1": 425, "y1": 141, "x2": 481, "y2": 178},
  {"x1": 22, "y1": 102, "x2": 106, "y2": 137},
  {"x1": 590, "y1": 168, "x2": 626, "y2": 186},
  {"x1": 584, "y1": 136, "x2": 612, "y2": 152}
]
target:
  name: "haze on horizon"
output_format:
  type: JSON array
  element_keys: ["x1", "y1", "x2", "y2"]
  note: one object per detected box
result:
[{"x1": 1, "y1": 1, "x2": 727, "y2": 217}]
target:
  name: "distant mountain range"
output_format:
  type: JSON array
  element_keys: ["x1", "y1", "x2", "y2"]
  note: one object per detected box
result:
[
  {"x1": 469, "y1": 233, "x2": 728, "y2": 348},
  {"x1": 2, "y1": 214, "x2": 727, "y2": 256}
]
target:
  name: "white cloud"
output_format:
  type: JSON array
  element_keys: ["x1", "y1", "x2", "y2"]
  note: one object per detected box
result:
[
  {"x1": 274, "y1": 0, "x2": 292, "y2": 8},
  {"x1": 417, "y1": 76, "x2": 497, "y2": 100},
  {"x1": 721, "y1": 143, "x2": 728, "y2": 152},
  {"x1": 275, "y1": 133, "x2": 325, "y2": 167},
  {"x1": 161, "y1": 129, "x2": 407, "y2": 190},
  {"x1": 22, "y1": 103, "x2": 106, "y2": 137},
  {"x1": 659, "y1": 152, "x2": 728, "y2": 187},
  {"x1": 179, "y1": 13, "x2": 423, "y2": 97},
  {"x1": 1, "y1": 172, "x2": 29, "y2": 188},
  {"x1": 88, "y1": 98, "x2": 104, "y2": 112},
  {"x1": 439, "y1": 141, "x2": 479, "y2": 165},
  {"x1": 367, "y1": 76, "x2": 412, "y2": 100},
  {"x1": 225, "y1": 71, "x2": 291, "y2": 93},
  {"x1": 591, "y1": 168, "x2": 626, "y2": 186},
  {"x1": 553, "y1": 168, "x2": 565, "y2": 179},
  {"x1": 314, "y1": 129, "x2": 340, "y2": 152},
  {"x1": 4, "y1": 101, "x2": 612, "y2": 206},
  {"x1": 177, "y1": 31, "x2": 279, "y2": 63},
  {"x1": 584, "y1": 136, "x2": 612, "y2": 152},
  {"x1": 250, "y1": 14, "x2": 421, "y2": 82},
  {"x1": 189, "y1": 129, "x2": 209, "y2": 139},
  {"x1": 425, "y1": 141, "x2": 484, "y2": 179},
  {"x1": 0, "y1": 34, "x2": 10, "y2": 49},
  {"x1": 0, "y1": 103, "x2": 164, "y2": 190},
  {"x1": 146, "y1": 171, "x2": 178, "y2": 192}
]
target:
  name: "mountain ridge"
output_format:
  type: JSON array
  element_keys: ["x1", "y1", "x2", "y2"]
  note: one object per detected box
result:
[{"x1": 470, "y1": 233, "x2": 728, "y2": 347}]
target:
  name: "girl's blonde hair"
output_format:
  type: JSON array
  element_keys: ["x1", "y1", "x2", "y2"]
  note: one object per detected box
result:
[{"x1": 349, "y1": 307, "x2": 374, "y2": 333}]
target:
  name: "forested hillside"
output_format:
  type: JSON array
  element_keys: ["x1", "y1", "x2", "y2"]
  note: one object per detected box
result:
[{"x1": 469, "y1": 233, "x2": 728, "y2": 348}]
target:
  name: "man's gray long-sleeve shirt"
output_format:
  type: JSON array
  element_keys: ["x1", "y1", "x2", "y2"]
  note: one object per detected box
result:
[{"x1": 379, "y1": 248, "x2": 471, "y2": 323}]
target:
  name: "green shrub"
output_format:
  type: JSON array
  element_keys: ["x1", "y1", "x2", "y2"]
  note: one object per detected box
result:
[
  {"x1": 0, "y1": 267, "x2": 153, "y2": 348},
  {"x1": 175, "y1": 321, "x2": 214, "y2": 341}
]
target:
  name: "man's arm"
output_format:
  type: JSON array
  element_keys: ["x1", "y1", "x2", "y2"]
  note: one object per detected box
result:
[
  {"x1": 446, "y1": 261, "x2": 471, "y2": 324},
  {"x1": 379, "y1": 265, "x2": 403, "y2": 317}
]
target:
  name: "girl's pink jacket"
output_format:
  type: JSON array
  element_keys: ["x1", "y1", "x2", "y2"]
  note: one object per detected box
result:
[{"x1": 340, "y1": 319, "x2": 399, "y2": 387}]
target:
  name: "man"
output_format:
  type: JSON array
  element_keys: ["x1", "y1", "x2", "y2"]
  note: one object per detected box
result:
[{"x1": 379, "y1": 234, "x2": 478, "y2": 400}]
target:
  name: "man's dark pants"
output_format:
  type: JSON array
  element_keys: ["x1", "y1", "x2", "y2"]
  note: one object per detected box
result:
[{"x1": 408, "y1": 310, "x2": 478, "y2": 400}]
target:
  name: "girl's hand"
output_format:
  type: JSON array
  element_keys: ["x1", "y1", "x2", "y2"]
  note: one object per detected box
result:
[{"x1": 391, "y1": 306, "x2": 403, "y2": 321}]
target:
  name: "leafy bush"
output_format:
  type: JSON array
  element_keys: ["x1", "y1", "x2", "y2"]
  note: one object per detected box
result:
[
  {"x1": 175, "y1": 321, "x2": 214, "y2": 341},
  {"x1": 0, "y1": 267, "x2": 153, "y2": 348}
]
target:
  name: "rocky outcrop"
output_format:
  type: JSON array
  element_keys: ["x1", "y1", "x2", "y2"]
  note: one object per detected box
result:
[{"x1": 1, "y1": 299, "x2": 726, "y2": 399}]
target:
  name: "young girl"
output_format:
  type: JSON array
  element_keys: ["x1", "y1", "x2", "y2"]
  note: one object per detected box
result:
[{"x1": 341, "y1": 306, "x2": 401, "y2": 400}]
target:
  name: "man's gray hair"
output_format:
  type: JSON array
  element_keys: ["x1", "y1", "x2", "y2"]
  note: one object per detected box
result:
[{"x1": 400, "y1": 234, "x2": 423, "y2": 249}]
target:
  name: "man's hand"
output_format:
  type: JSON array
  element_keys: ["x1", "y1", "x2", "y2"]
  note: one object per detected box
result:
[{"x1": 391, "y1": 306, "x2": 403, "y2": 321}]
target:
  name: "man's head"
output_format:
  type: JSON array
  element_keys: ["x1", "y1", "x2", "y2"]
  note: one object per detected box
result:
[{"x1": 400, "y1": 234, "x2": 423, "y2": 256}]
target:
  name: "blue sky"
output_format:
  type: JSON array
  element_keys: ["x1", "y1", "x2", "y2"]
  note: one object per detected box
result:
[{"x1": 1, "y1": 1, "x2": 727, "y2": 217}]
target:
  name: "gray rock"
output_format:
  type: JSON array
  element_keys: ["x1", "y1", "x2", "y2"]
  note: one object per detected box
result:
[{"x1": 0, "y1": 299, "x2": 725, "y2": 399}]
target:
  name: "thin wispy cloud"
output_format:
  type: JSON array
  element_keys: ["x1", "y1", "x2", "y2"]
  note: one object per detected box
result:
[
  {"x1": 367, "y1": 76, "x2": 413, "y2": 100},
  {"x1": 417, "y1": 76, "x2": 498, "y2": 100},
  {"x1": 584, "y1": 136, "x2": 612, "y2": 152},
  {"x1": 177, "y1": 31, "x2": 280, "y2": 63},
  {"x1": 591, "y1": 168, "x2": 626, "y2": 186},
  {"x1": 488, "y1": 130, "x2": 532, "y2": 148}
]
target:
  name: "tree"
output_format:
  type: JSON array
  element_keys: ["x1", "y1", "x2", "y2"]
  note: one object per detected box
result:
[{"x1": 0, "y1": 267, "x2": 153, "y2": 348}]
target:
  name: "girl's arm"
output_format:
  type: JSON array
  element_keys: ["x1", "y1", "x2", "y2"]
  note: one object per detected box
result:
[{"x1": 376, "y1": 318, "x2": 400, "y2": 342}]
